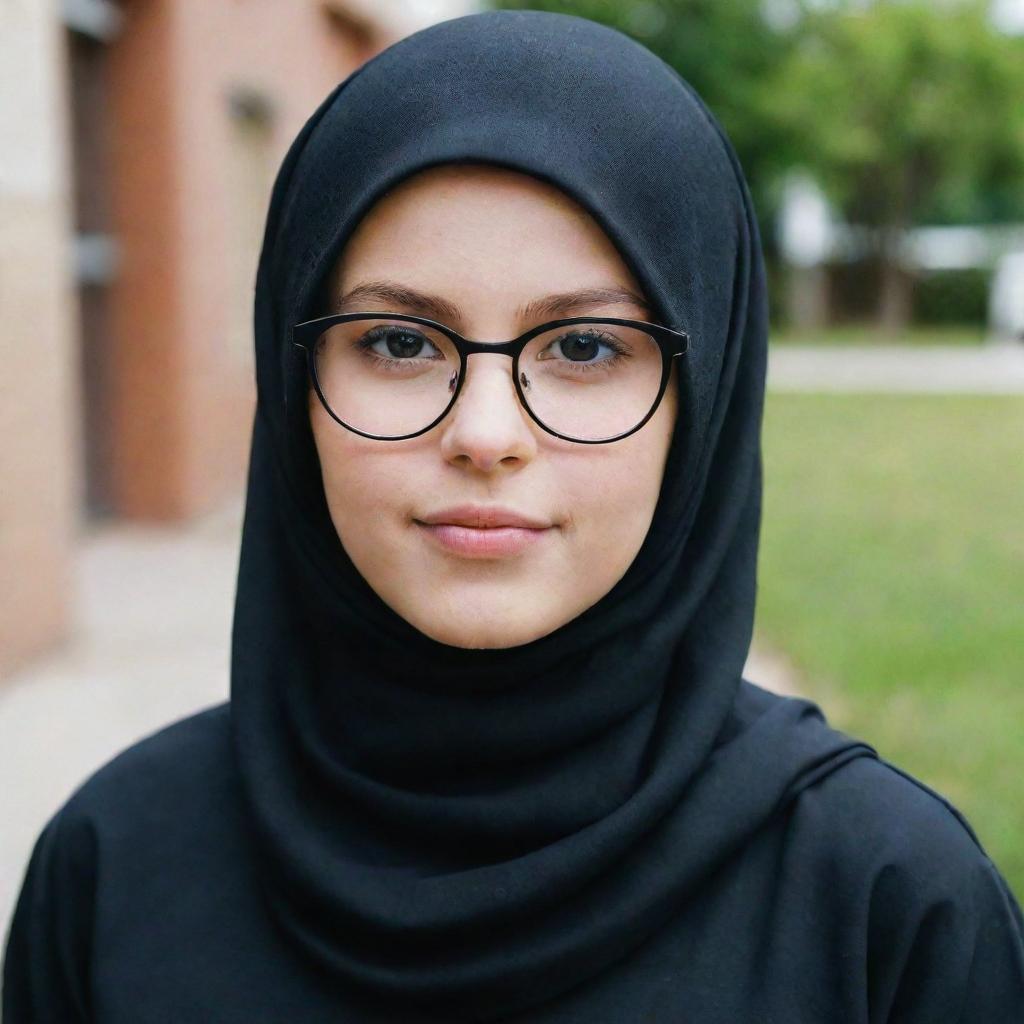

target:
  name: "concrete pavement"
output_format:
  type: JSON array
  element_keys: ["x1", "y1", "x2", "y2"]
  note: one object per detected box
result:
[
  {"x1": 767, "y1": 340, "x2": 1024, "y2": 393},
  {"x1": 0, "y1": 499, "x2": 241, "y2": 942}
]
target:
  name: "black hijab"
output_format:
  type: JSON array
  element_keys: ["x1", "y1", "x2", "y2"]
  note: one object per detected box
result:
[{"x1": 229, "y1": 9, "x2": 877, "y2": 1021}]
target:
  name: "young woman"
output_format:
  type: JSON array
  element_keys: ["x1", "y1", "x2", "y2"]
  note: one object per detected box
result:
[{"x1": 4, "y1": 10, "x2": 1022, "y2": 1022}]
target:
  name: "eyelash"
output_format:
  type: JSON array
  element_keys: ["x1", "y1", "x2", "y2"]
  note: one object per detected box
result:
[
  {"x1": 354, "y1": 327, "x2": 445, "y2": 369},
  {"x1": 352, "y1": 326, "x2": 630, "y2": 372},
  {"x1": 547, "y1": 331, "x2": 629, "y2": 372}
]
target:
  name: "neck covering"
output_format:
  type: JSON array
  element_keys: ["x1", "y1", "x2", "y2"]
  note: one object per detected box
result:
[{"x1": 229, "y1": 10, "x2": 878, "y2": 1021}]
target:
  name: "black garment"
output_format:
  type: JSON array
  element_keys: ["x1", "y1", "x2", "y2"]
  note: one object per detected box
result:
[
  {"x1": 4, "y1": 700, "x2": 1024, "y2": 1022},
  {"x1": 4, "y1": 9, "x2": 1024, "y2": 1023}
]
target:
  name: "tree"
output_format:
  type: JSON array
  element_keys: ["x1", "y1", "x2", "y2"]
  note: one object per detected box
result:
[
  {"x1": 767, "y1": 0, "x2": 1024, "y2": 330},
  {"x1": 487, "y1": 0, "x2": 802, "y2": 239},
  {"x1": 488, "y1": 0, "x2": 1024, "y2": 330}
]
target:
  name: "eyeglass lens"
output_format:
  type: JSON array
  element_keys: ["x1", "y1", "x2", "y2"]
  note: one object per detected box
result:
[{"x1": 310, "y1": 316, "x2": 666, "y2": 441}]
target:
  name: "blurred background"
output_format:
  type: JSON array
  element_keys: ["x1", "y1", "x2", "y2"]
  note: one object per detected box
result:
[{"x1": 1, "y1": 0, "x2": 1022, "y2": 937}]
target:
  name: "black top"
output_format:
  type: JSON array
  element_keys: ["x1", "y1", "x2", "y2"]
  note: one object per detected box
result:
[
  {"x1": 5, "y1": 9, "x2": 1024, "y2": 1022},
  {"x1": 4, "y1": 693, "x2": 1023, "y2": 1022}
]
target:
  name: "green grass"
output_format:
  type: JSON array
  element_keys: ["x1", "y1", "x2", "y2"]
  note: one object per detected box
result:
[
  {"x1": 770, "y1": 324, "x2": 988, "y2": 346},
  {"x1": 755, "y1": 392, "x2": 1024, "y2": 898}
]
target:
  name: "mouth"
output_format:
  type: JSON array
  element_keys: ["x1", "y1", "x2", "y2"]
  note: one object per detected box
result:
[{"x1": 413, "y1": 504, "x2": 555, "y2": 558}]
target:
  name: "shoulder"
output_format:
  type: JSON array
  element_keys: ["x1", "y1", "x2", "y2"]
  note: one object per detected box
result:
[
  {"x1": 80, "y1": 700, "x2": 232, "y2": 791},
  {"x1": 69, "y1": 700, "x2": 231, "y2": 802},
  {"x1": 3, "y1": 705, "x2": 238, "y2": 1017},
  {"x1": 734, "y1": 683, "x2": 1007, "y2": 893},
  {"x1": 788, "y1": 743, "x2": 1023, "y2": 938},
  {"x1": 37, "y1": 702, "x2": 235, "y2": 862},
  {"x1": 736, "y1": 684, "x2": 994, "y2": 885},
  {"x1": 8, "y1": 703, "x2": 239, "y2": 946},
  {"x1": 782, "y1": 736, "x2": 1024, "y2": 1014},
  {"x1": 793, "y1": 747, "x2": 1024, "y2": 1018},
  {"x1": 788, "y1": 740, "x2": 997, "y2": 885}
]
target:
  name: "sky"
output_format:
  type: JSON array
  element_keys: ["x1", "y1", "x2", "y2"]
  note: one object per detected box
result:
[{"x1": 991, "y1": 0, "x2": 1024, "y2": 32}]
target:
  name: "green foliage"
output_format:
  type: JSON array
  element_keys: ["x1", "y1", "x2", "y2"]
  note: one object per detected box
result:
[
  {"x1": 489, "y1": 1, "x2": 1024, "y2": 235},
  {"x1": 767, "y1": 0, "x2": 1024, "y2": 230},
  {"x1": 487, "y1": 0, "x2": 800, "y2": 229},
  {"x1": 914, "y1": 267, "x2": 991, "y2": 325}
]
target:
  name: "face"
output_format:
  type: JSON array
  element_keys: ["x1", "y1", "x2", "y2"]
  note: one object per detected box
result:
[{"x1": 309, "y1": 163, "x2": 677, "y2": 649}]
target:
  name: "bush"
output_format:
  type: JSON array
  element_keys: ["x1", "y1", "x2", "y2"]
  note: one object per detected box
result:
[{"x1": 914, "y1": 267, "x2": 991, "y2": 326}]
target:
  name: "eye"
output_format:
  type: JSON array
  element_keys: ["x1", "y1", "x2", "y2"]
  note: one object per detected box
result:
[
  {"x1": 541, "y1": 330, "x2": 626, "y2": 363},
  {"x1": 358, "y1": 325, "x2": 443, "y2": 360}
]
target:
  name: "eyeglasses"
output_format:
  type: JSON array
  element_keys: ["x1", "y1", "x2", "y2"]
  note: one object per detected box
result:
[{"x1": 292, "y1": 311, "x2": 689, "y2": 444}]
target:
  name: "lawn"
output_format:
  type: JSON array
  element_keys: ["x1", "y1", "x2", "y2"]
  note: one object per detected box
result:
[{"x1": 754, "y1": 392, "x2": 1024, "y2": 898}]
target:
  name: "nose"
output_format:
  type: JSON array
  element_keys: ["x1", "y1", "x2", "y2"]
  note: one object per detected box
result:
[{"x1": 438, "y1": 352, "x2": 539, "y2": 472}]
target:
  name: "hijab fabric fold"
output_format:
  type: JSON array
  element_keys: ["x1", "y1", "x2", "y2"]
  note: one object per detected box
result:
[{"x1": 229, "y1": 10, "x2": 877, "y2": 1020}]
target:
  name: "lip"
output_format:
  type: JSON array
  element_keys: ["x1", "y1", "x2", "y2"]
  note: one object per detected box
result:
[
  {"x1": 417, "y1": 505, "x2": 552, "y2": 530},
  {"x1": 414, "y1": 505, "x2": 555, "y2": 558}
]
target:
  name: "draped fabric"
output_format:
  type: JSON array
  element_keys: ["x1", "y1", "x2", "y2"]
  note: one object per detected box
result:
[{"x1": 228, "y1": 9, "x2": 878, "y2": 1020}]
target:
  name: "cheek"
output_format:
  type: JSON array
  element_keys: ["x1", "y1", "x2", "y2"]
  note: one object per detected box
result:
[
  {"x1": 312, "y1": 414, "x2": 417, "y2": 553},
  {"x1": 557, "y1": 439, "x2": 668, "y2": 557},
  {"x1": 578, "y1": 396, "x2": 674, "y2": 560}
]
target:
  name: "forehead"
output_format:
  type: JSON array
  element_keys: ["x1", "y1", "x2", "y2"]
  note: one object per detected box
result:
[
  {"x1": 327, "y1": 163, "x2": 646, "y2": 306},
  {"x1": 365, "y1": 162, "x2": 585, "y2": 219}
]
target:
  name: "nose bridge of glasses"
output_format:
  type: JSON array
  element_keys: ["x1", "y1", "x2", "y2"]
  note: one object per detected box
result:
[
  {"x1": 458, "y1": 337, "x2": 523, "y2": 358},
  {"x1": 457, "y1": 347, "x2": 525, "y2": 401},
  {"x1": 451, "y1": 341, "x2": 535, "y2": 425},
  {"x1": 455, "y1": 338, "x2": 526, "y2": 398}
]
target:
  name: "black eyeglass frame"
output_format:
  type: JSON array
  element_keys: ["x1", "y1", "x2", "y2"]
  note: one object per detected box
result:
[{"x1": 292, "y1": 311, "x2": 689, "y2": 445}]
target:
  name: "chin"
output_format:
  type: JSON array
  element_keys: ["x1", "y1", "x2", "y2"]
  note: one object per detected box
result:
[{"x1": 413, "y1": 613, "x2": 558, "y2": 651}]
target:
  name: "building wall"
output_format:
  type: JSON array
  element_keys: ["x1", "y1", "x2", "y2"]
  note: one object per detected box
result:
[
  {"x1": 1, "y1": 0, "x2": 474, "y2": 678},
  {"x1": 104, "y1": 0, "x2": 393, "y2": 519},
  {"x1": 0, "y1": 0, "x2": 79, "y2": 677}
]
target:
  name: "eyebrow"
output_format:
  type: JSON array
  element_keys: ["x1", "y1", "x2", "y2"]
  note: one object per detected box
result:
[{"x1": 332, "y1": 280, "x2": 652, "y2": 324}]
